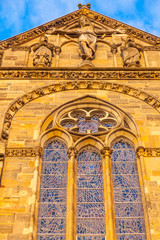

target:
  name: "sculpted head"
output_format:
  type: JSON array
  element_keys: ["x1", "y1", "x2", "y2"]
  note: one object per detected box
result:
[
  {"x1": 39, "y1": 35, "x2": 48, "y2": 45},
  {"x1": 79, "y1": 15, "x2": 91, "y2": 27}
]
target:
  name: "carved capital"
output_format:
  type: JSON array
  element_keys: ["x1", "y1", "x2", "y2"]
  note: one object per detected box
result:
[
  {"x1": 101, "y1": 147, "x2": 113, "y2": 157},
  {"x1": 136, "y1": 146, "x2": 145, "y2": 157},
  {"x1": 67, "y1": 147, "x2": 78, "y2": 158},
  {"x1": 35, "y1": 146, "x2": 43, "y2": 156}
]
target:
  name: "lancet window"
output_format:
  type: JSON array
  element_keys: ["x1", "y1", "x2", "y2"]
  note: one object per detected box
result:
[
  {"x1": 38, "y1": 98, "x2": 147, "y2": 240},
  {"x1": 37, "y1": 138, "x2": 68, "y2": 240},
  {"x1": 76, "y1": 146, "x2": 106, "y2": 240},
  {"x1": 111, "y1": 139, "x2": 146, "y2": 240}
]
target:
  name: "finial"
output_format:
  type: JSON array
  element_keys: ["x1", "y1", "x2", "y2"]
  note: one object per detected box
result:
[{"x1": 78, "y1": 3, "x2": 91, "y2": 9}]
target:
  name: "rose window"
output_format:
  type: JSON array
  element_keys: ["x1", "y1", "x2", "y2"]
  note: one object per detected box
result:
[{"x1": 60, "y1": 108, "x2": 117, "y2": 134}]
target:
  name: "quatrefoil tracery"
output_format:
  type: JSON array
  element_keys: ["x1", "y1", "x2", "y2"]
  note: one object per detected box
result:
[{"x1": 60, "y1": 108, "x2": 117, "y2": 134}]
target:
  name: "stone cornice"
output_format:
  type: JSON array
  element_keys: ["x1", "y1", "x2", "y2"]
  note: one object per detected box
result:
[
  {"x1": 0, "y1": 68, "x2": 160, "y2": 80},
  {"x1": 0, "y1": 8, "x2": 160, "y2": 51}
]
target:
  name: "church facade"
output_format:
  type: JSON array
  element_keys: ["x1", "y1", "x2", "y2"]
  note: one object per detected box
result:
[{"x1": 0, "y1": 4, "x2": 160, "y2": 240}]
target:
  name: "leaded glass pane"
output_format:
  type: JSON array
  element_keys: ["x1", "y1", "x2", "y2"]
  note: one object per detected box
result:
[
  {"x1": 116, "y1": 234, "x2": 146, "y2": 240},
  {"x1": 77, "y1": 147, "x2": 105, "y2": 239},
  {"x1": 37, "y1": 139, "x2": 68, "y2": 240},
  {"x1": 111, "y1": 140, "x2": 146, "y2": 239},
  {"x1": 77, "y1": 236, "x2": 105, "y2": 240},
  {"x1": 78, "y1": 120, "x2": 99, "y2": 133}
]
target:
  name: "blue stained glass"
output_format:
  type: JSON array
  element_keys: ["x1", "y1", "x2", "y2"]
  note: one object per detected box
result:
[
  {"x1": 115, "y1": 203, "x2": 144, "y2": 217},
  {"x1": 77, "y1": 162, "x2": 102, "y2": 175},
  {"x1": 114, "y1": 188, "x2": 141, "y2": 203},
  {"x1": 37, "y1": 139, "x2": 68, "y2": 240},
  {"x1": 78, "y1": 150, "x2": 101, "y2": 162},
  {"x1": 116, "y1": 234, "x2": 146, "y2": 240},
  {"x1": 44, "y1": 150, "x2": 67, "y2": 162},
  {"x1": 39, "y1": 203, "x2": 66, "y2": 217},
  {"x1": 41, "y1": 175, "x2": 67, "y2": 188},
  {"x1": 37, "y1": 236, "x2": 65, "y2": 240},
  {"x1": 113, "y1": 175, "x2": 139, "y2": 188},
  {"x1": 77, "y1": 175, "x2": 103, "y2": 189},
  {"x1": 111, "y1": 140, "x2": 146, "y2": 239},
  {"x1": 77, "y1": 203, "x2": 105, "y2": 217},
  {"x1": 77, "y1": 189, "x2": 104, "y2": 203},
  {"x1": 112, "y1": 150, "x2": 136, "y2": 162},
  {"x1": 78, "y1": 120, "x2": 99, "y2": 133},
  {"x1": 102, "y1": 120, "x2": 116, "y2": 128},
  {"x1": 77, "y1": 219, "x2": 105, "y2": 234},
  {"x1": 112, "y1": 162, "x2": 137, "y2": 174},
  {"x1": 61, "y1": 122, "x2": 75, "y2": 129},
  {"x1": 115, "y1": 218, "x2": 146, "y2": 234},
  {"x1": 77, "y1": 147, "x2": 105, "y2": 239},
  {"x1": 39, "y1": 189, "x2": 66, "y2": 203},
  {"x1": 38, "y1": 218, "x2": 66, "y2": 234},
  {"x1": 77, "y1": 236, "x2": 105, "y2": 240},
  {"x1": 112, "y1": 141, "x2": 132, "y2": 149},
  {"x1": 42, "y1": 162, "x2": 67, "y2": 175}
]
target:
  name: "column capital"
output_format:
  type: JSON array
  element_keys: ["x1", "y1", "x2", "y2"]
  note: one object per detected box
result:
[
  {"x1": 136, "y1": 146, "x2": 145, "y2": 157},
  {"x1": 101, "y1": 147, "x2": 113, "y2": 157},
  {"x1": 34, "y1": 146, "x2": 43, "y2": 156},
  {"x1": 67, "y1": 147, "x2": 78, "y2": 158}
]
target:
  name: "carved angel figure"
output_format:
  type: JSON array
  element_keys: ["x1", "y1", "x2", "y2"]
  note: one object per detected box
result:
[
  {"x1": 47, "y1": 15, "x2": 123, "y2": 61},
  {"x1": 33, "y1": 36, "x2": 54, "y2": 67},
  {"x1": 120, "y1": 37, "x2": 143, "y2": 67}
]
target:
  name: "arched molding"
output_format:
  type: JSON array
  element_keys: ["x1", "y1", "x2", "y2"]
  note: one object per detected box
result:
[
  {"x1": 106, "y1": 127, "x2": 139, "y2": 148},
  {"x1": 74, "y1": 135, "x2": 104, "y2": 152},
  {"x1": 2, "y1": 80, "x2": 160, "y2": 141},
  {"x1": 40, "y1": 127, "x2": 73, "y2": 149}
]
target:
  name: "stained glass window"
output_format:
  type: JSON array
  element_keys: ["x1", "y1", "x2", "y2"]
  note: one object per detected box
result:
[
  {"x1": 111, "y1": 140, "x2": 146, "y2": 240},
  {"x1": 37, "y1": 138, "x2": 68, "y2": 240},
  {"x1": 77, "y1": 147, "x2": 106, "y2": 240}
]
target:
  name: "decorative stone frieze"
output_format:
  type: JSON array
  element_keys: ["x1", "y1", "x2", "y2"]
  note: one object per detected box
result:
[
  {"x1": 0, "y1": 69, "x2": 160, "y2": 80},
  {"x1": 136, "y1": 147, "x2": 160, "y2": 157},
  {"x1": 6, "y1": 147, "x2": 42, "y2": 157}
]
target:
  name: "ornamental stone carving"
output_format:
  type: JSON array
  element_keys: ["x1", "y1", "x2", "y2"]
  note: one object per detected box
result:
[
  {"x1": 121, "y1": 37, "x2": 143, "y2": 67},
  {"x1": 47, "y1": 15, "x2": 123, "y2": 65},
  {"x1": 33, "y1": 36, "x2": 55, "y2": 67}
]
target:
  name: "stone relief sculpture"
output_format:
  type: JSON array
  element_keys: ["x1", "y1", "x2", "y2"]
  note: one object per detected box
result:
[
  {"x1": 120, "y1": 37, "x2": 143, "y2": 67},
  {"x1": 33, "y1": 36, "x2": 55, "y2": 67},
  {"x1": 47, "y1": 15, "x2": 124, "y2": 65}
]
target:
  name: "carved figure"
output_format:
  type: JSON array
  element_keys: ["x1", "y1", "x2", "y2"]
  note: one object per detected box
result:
[
  {"x1": 33, "y1": 36, "x2": 55, "y2": 67},
  {"x1": 120, "y1": 37, "x2": 143, "y2": 67},
  {"x1": 47, "y1": 15, "x2": 123, "y2": 61}
]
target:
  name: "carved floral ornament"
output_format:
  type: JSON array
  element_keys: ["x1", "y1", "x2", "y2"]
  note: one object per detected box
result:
[
  {"x1": 5, "y1": 146, "x2": 160, "y2": 158},
  {"x1": 0, "y1": 70, "x2": 160, "y2": 80},
  {"x1": 0, "y1": 6, "x2": 160, "y2": 51},
  {"x1": 2, "y1": 80, "x2": 160, "y2": 141}
]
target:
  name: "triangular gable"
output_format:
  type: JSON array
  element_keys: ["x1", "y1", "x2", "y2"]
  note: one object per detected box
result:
[{"x1": 0, "y1": 8, "x2": 160, "y2": 51}]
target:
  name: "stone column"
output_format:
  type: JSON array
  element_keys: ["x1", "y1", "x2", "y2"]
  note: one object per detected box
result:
[
  {"x1": 101, "y1": 147, "x2": 116, "y2": 240},
  {"x1": 136, "y1": 146, "x2": 151, "y2": 240},
  {"x1": 66, "y1": 147, "x2": 77, "y2": 240}
]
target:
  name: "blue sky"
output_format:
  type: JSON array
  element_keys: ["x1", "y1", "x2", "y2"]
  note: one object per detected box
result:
[{"x1": 0, "y1": 0, "x2": 160, "y2": 41}]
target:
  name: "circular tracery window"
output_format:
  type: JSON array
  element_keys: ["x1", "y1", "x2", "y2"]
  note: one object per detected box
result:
[{"x1": 60, "y1": 108, "x2": 117, "y2": 134}]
